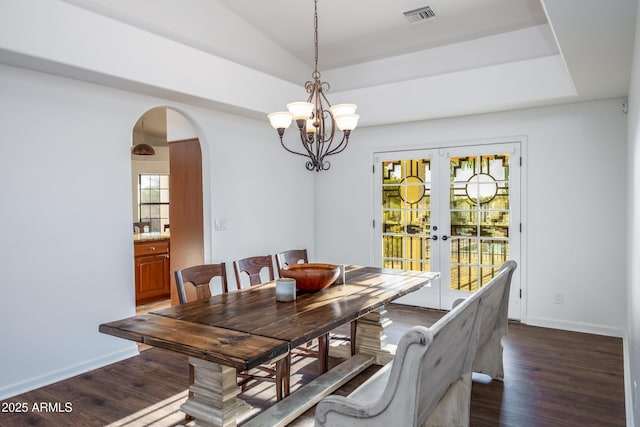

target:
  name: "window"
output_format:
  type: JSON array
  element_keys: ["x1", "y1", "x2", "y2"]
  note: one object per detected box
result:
[{"x1": 138, "y1": 174, "x2": 169, "y2": 233}]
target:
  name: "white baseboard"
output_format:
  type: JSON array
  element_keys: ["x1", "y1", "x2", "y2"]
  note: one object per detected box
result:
[
  {"x1": 523, "y1": 315, "x2": 625, "y2": 338},
  {"x1": 0, "y1": 345, "x2": 139, "y2": 401},
  {"x1": 623, "y1": 336, "x2": 636, "y2": 427}
]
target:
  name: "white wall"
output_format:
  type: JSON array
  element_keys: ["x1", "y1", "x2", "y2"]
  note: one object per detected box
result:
[
  {"x1": 166, "y1": 109, "x2": 197, "y2": 142},
  {"x1": 0, "y1": 64, "x2": 314, "y2": 399},
  {"x1": 626, "y1": 3, "x2": 640, "y2": 425},
  {"x1": 315, "y1": 99, "x2": 627, "y2": 337}
]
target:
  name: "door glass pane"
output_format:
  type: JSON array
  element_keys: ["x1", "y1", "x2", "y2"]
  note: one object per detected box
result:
[
  {"x1": 480, "y1": 240, "x2": 509, "y2": 265},
  {"x1": 383, "y1": 235, "x2": 403, "y2": 259},
  {"x1": 382, "y1": 159, "x2": 431, "y2": 270},
  {"x1": 450, "y1": 237, "x2": 478, "y2": 264},
  {"x1": 450, "y1": 264, "x2": 478, "y2": 291},
  {"x1": 449, "y1": 154, "x2": 510, "y2": 291}
]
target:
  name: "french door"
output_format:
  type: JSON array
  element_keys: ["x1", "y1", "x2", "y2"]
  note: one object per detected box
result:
[{"x1": 374, "y1": 143, "x2": 521, "y2": 319}]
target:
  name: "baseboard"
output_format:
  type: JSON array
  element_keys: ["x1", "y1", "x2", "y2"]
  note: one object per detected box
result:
[
  {"x1": 0, "y1": 345, "x2": 139, "y2": 401},
  {"x1": 623, "y1": 336, "x2": 636, "y2": 427},
  {"x1": 524, "y1": 315, "x2": 624, "y2": 338}
]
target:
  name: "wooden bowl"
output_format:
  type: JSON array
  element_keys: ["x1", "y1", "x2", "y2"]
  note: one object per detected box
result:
[{"x1": 280, "y1": 263, "x2": 340, "y2": 292}]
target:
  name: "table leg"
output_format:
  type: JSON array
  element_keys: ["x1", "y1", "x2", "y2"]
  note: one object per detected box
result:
[
  {"x1": 355, "y1": 306, "x2": 395, "y2": 365},
  {"x1": 181, "y1": 357, "x2": 251, "y2": 427},
  {"x1": 317, "y1": 333, "x2": 329, "y2": 374}
]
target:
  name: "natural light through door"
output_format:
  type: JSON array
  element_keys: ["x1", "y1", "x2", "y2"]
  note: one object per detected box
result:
[{"x1": 374, "y1": 143, "x2": 521, "y2": 319}]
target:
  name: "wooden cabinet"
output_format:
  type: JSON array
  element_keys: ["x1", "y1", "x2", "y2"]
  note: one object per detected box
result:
[{"x1": 134, "y1": 239, "x2": 170, "y2": 304}]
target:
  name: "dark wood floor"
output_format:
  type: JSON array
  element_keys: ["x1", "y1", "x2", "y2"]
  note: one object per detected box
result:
[{"x1": 0, "y1": 305, "x2": 626, "y2": 426}]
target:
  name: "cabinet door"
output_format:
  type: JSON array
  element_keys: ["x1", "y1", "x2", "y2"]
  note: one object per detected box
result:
[{"x1": 135, "y1": 253, "x2": 170, "y2": 303}]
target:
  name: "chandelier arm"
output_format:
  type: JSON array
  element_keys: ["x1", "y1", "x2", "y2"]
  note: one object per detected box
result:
[
  {"x1": 300, "y1": 130, "x2": 322, "y2": 167},
  {"x1": 325, "y1": 133, "x2": 349, "y2": 156},
  {"x1": 318, "y1": 87, "x2": 332, "y2": 108},
  {"x1": 279, "y1": 136, "x2": 316, "y2": 159},
  {"x1": 305, "y1": 81, "x2": 316, "y2": 98},
  {"x1": 293, "y1": 117, "x2": 320, "y2": 157},
  {"x1": 318, "y1": 108, "x2": 336, "y2": 150}
]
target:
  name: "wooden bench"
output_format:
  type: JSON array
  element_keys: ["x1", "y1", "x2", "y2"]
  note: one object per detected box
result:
[{"x1": 314, "y1": 260, "x2": 517, "y2": 427}]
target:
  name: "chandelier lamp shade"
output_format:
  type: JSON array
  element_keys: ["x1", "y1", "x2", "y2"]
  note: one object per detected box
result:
[
  {"x1": 268, "y1": 0, "x2": 359, "y2": 172},
  {"x1": 131, "y1": 142, "x2": 155, "y2": 156},
  {"x1": 131, "y1": 118, "x2": 155, "y2": 156}
]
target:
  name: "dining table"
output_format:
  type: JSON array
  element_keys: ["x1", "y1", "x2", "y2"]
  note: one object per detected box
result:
[{"x1": 99, "y1": 265, "x2": 439, "y2": 427}]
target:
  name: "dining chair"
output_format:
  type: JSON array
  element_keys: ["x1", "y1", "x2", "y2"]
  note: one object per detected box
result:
[
  {"x1": 230, "y1": 255, "x2": 292, "y2": 398},
  {"x1": 175, "y1": 263, "x2": 288, "y2": 401},
  {"x1": 133, "y1": 221, "x2": 150, "y2": 233},
  {"x1": 175, "y1": 263, "x2": 229, "y2": 304},
  {"x1": 276, "y1": 249, "x2": 357, "y2": 358},
  {"x1": 276, "y1": 249, "x2": 355, "y2": 372},
  {"x1": 233, "y1": 254, "x2": 275, "y2": 288},
  {"x1": 275, "y1": 249, "x2": 308, "y2": 276}
]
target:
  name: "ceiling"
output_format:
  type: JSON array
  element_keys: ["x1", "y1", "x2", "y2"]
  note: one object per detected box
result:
[
  {"x1": 216, "y1": 0, "x2": 549, "y2": 70},
  {"x1": 2, "y1": 0, "x2": 637, "y2": 131}
]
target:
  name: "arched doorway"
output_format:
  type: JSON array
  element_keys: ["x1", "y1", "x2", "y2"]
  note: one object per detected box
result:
[{"x1": 131, "y1": 107, "x2": 205, "y2": 307}]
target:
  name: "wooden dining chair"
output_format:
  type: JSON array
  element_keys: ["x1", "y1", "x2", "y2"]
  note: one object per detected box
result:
[
  {"x1": 276, "y1": 249, "x2": 357, "y2": 359},
  {"x1": 275, "y1": 249, "x2": 308, "y2": 276},
  {"x1": 175, "y1": 262, "x2": 288, "y2": 401},
  {"x1": 276, "y1": 249, "x2": 354, "y2": 372},
  {"x1": 175, "y1": 263, "x2": 228, "y2": 304},
  {"x1": 233, "y1": 254, "x2": 275, "y2": 288},
  {"x1": 275, "y1": 248, "x2": 321, "y2": 363},
  {"x1": 230, "y1": 255, "x2": 292, "y2": 398},
  {"x1": 133, "y1": 221, "x2": 150, "y2": 233}
]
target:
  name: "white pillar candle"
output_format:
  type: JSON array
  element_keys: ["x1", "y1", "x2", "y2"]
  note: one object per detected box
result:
[{"x1": 276, "y1": 278, "x2": 296, "y2": 302}]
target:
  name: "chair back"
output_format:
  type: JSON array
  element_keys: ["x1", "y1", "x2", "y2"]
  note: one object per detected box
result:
[
  {"x1": 473, "y1": 260, "x2": 516, "y2": 349},
  {"x1": 175, "y1": 263, "x2": 228, "y2": 304},
  {"x1": 275, "y1": 249, "x2": 308, "y2": 275},
  {"x1": 233, "y1": 255, "x2": 275, "y2": 288},
  {"x1": 315, "y1": 295, "x2": 482, "y2": 427},
  {"x1": 133, "y1": 221, "x2": 150, "y2": 233}
]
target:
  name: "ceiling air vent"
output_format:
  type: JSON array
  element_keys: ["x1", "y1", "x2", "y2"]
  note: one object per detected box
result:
[{"x1": 403, "y1": 6, "x2": 437, "y2": 24}]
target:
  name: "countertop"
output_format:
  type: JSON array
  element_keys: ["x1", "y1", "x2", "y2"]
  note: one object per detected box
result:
[{"x1": 133, "y1": 232, "x2": 170, "y2": 243}]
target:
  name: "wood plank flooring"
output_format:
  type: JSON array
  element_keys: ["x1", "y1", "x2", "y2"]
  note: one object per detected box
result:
[{"x1": 0, "y1": 305, "x2": 625, "y2": 427}]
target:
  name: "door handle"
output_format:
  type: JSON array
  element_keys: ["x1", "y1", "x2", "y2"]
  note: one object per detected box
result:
[
  {"x1": 432, "y1": 235, "x2": 438, "y2": 240},
  {"x1": 442, "y1": 235, "x2": 449, "y2": 241}
]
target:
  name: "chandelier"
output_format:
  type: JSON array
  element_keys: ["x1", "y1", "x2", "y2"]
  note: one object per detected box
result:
[{"x1": 268, "y1": 0, "x2": 359, "y2": 172}]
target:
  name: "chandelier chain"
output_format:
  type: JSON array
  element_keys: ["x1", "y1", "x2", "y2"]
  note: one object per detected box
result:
[{"x1": 313, "y1": 0, "x2": 320, "y2": 79}]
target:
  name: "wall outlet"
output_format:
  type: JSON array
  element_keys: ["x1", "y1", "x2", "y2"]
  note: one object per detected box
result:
[
  {"x1": 214, "y1": 218, "x2": 227, "y2": 231},
  {"x1": 553, "y1": 291, "x2": 564, "y2": 304}
]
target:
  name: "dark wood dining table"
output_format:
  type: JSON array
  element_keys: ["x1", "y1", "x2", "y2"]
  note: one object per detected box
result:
[{"x1": 100, "y1": 265, "x2": 439, "y2": 427}]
